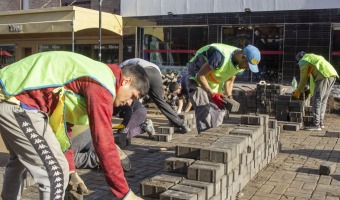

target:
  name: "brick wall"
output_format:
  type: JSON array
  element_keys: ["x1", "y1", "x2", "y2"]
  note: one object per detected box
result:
[
  {"x1": 0, "y1": 0, "x2": 120, "y2": 13},
  {"x1": 0, "y1": 0, "x2": 21, "y2": 11},
  {"x1": 29, "y1": 0, "x2": 61, "y2": 9},
  {"x1": 90, "y1": 0, "x2": 120, "y2": 14},
  {"x1": 0, "y1": 0, "x2": 61, "y2": 11}
]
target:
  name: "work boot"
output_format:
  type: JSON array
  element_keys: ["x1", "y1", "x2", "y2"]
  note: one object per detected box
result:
[
  {"x1": 123, "y1": 190, "x2": 143, "y2": 200},
  {"x1": 179, "y1": 124, "x2": 191, "y2": 133},
  {"x1": 304, "y1": 124, "x2": 321, "y2": 131},
  {"x1": 320, "y1": 121, "x2": 325, "y2": 129},
  {"x1": 116, "y1": 144, "x2": 132, "y2": 172},
  {"x1": 145, "y1": 119, "x2": 156, "y2": 138}
]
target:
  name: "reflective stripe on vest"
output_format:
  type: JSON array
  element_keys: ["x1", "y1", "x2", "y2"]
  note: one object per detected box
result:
[{"x1": 208, "y1": 72, "x2": 219, "y2": 84}]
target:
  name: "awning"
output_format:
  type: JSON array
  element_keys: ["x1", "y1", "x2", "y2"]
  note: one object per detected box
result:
[
  {"x1": 0, "y1": 6, "x2": 122, "y2": 39},
  {"x1": 144, "y1": 27, "x2": 164, "y2": 41},
  {"x1": 0, "y1": 50, "x2": 12, "y2": 57}
]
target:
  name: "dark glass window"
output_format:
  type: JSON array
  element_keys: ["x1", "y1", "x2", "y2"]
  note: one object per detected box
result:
[
  {"x1": 331, "y1": 29, "x2": 340, "y2": 75},
  {"x1": 38, "y1": 44, "x2": 119, "y2": 64},
  {"x1": 123, "y1": 27, "x2": 137, "y2": 61},
  {"x1": 221, "y1": 25, "x2": 284, "y2": 83},
  {"x1": 61, "y1": 0, "x2": 91, "y2": 8},
  {"x1": 140, "y1": 26, "x2": 208, "y2": 70},
  {"x1": 0, "y1": 45, "x2": 15, "y2": 69}
]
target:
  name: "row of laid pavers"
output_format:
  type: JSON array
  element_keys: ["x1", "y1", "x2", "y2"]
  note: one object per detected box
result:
[{"x1": 240, "y1": 114, "x2": 340, "y2": 200}]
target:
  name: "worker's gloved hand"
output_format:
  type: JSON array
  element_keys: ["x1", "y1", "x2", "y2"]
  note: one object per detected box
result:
[
  {"x1": 211, "y1": 93, "x2": 226, "y2": 109},
  {"x1": 65, "y1": 172, "x2": 89, "y2": 200},
  {"x1": 292, "y1": 90, "x2": 300, "y2": 99},
  {"x1": 112, "y1": 124, "x2": 126, "y2": 129},
  {"x1": 123, "y1": 189, "x2": 143, "y2": 200}
]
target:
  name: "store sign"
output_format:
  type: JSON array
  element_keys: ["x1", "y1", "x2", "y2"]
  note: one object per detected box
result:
[
  {"x1": 94, "y1": 45, "x2": 118, "y2": 50},
  {"x1": 8, "y1": 25, "x2": 23, "y2": 32}
]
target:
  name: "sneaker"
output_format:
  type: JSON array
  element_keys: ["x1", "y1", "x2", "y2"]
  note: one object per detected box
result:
[
  {"x1": 180, "y1": 124, "x2": 191, "y2": 133},
  {"x1": 320, "y1": 122, "x2": 325, "y2": 129},
  {"x1": 304, "y1": 125, "x2": 322, "y2": 131},
  {"x1": 145, "y1": 119, "x2": 156, "y2": 138},
  {"x1": 116, "y1": 144, "x2": 132, "y2": 172},
  {"x1": 118, "y1": 127, "x2": 129, "y2": 134}
]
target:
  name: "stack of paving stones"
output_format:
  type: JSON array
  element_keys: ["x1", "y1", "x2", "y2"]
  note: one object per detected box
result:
[
  {"x1": 115, "y1": 112, "x2": 197, "y2": 146},
  {"x1": 140, "y1": 114, "x2": 280, "y2": 200},
  {"x1": 256, "y1": 83, "x2": 283, "y2": 116},
  {"x1": 155, "y1": 126, "x2": 175, "y2": 142},
  {"x1": 153, "y1": 111, "x2": 196, "y2": 142},
  {"x1": 232, "y1": 89, "x2": 257, "y2": 114},
  {"x1": 233, "y1": 83, "x2": 313, "y2": 131},
  {"x1": 303, "y1": 105, "x2": 313, "y2": 126},
  {"x1": 178, "y1": 111, "x2": 196, "y2": 130},
  {"x1": 275, "y1": 95, "x2": 291, "y2": 121},
  {"x1": 275, "y1": 95, "x2": 303, "y2": 131}
]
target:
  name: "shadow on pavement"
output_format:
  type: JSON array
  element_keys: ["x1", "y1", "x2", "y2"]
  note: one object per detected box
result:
[
  {"x1": 331, "y1": 174, "x2": 340, "y2": 182},
  {"x1": 296, "y1": 167, "x2": 320, "y2": 175},
  {"x1": 280, "y1": 148, "x2": 340, "y2": 161}
]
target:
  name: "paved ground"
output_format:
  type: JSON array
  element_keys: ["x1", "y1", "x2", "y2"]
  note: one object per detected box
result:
[{"x1": 2, "y1": 112, "x2": 340, "y2": 200}]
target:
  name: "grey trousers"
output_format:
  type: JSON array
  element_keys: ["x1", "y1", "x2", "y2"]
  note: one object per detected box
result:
[
  {"x1": 188, "y1": 81, "x2": 225, "y2": 133},
  {"x1": 72, "y1": 128, "x2": 98, "y2": 169},
  {"x1": 145, "y1": 67, "x2": 184, "y2": 127},
  {"x1": 0, "y1": 102, "x2": 69, "y2": 200},
  {"x1": 312, "y1": 77, "x2": 336, "y2": 126}
]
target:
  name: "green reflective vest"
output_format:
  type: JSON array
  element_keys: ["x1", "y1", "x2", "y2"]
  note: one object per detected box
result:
[
  {"x1": 0, "y1": 51, "x2": 116, "y2": 152},
  {"x1": 189, "y1": 43, "x2": 244, "y2": 93},
  {"x1": 301, "y1": 54, "x2": 339, "y2": 95},
  {"x1": 302, "y1": 54, "x2": 338, "y2": 78}
]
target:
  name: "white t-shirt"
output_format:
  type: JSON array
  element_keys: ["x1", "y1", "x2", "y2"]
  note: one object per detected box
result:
[{"x1": 119, "y1": 58, "x2": 162, "y2": 75}]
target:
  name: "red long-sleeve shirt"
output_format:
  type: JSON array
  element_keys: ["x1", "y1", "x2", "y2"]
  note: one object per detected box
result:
[{"x1": 15, "y1": 64, "x2": 129, "y2": 198}]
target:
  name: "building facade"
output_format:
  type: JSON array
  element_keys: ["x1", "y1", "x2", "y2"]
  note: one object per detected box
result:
[
  {"x1": 121, "y1": 0, "x2": 340, "y2": 82},
  {"x1": 0, "y1": 0, "x2": 122, "y2": 68},
  {"x1": 0, "y1": 0, "x2": 120, "y2": 13}
]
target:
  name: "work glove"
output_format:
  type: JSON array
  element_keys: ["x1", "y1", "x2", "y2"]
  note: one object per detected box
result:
[
  {"x1": 65, "y1": 172, "x2": 89, "y2": 200},
  {"x1": 112, "y1": 124, "x2": 125, "y2": 129},
  {"x1": 292, "y1": 90, "x2": 300, "y2": 100},
  {"x1": 123, "y1": 189, "x2": 143, "y2": 200},
  {"x1": 116, "y1": 144, "x2": 132, "y2": 172},
  {"x1": 211, "y1": 93, "x2": 227, "y2": 110}
]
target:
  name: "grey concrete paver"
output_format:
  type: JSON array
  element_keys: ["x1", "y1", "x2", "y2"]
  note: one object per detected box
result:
[
  {"x1": 279, "y1": 196, "x2": 295, "y2": 200},
  {"x1": 250, "y1": 196, "x2": 274, "y2": 200},
  {"x1": 319, "y1": 175, "x2": 333, "y2": 185},
  {"x1": 325, "y1": 197, "x2": 340, "y2": 200},
  {"x1": 271, "y1": 186, "x2": 288, "y2": 195}
]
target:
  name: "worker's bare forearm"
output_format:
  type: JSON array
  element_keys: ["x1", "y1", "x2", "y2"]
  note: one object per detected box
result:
[{"x1": 197, "y1": 62, "x2": 215, "y2": 96}]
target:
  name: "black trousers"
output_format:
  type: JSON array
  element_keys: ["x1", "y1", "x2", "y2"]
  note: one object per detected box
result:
[{"x1": 145, "y1": 67, "x2": 184, "y2": 127}]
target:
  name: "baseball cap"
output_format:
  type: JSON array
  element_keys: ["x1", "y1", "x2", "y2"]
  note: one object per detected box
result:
[
  {"x1": 243, "y1": 45, "x2": 261, "y2": 73},
  {"x1": 295, "y1": 51, "x2": 306, "y2": 62}
]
